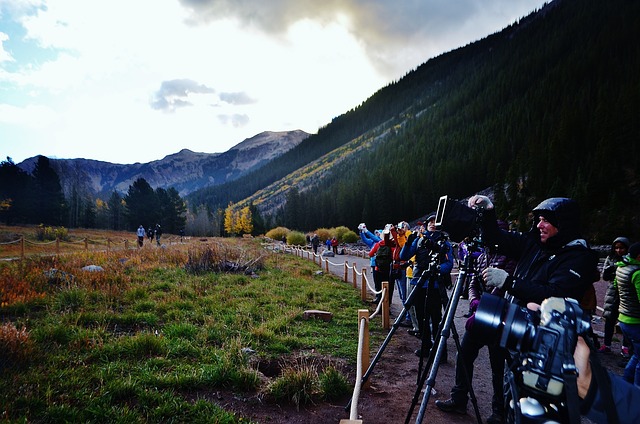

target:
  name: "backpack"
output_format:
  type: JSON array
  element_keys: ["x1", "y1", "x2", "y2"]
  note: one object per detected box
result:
[{"x1": 375, "y1": 244, "x2": 392, "y2": 268}]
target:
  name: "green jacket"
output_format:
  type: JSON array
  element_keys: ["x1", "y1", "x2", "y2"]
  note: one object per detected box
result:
[{"x1": 616, "y1": 256, "x2": 640, "y2": 324}]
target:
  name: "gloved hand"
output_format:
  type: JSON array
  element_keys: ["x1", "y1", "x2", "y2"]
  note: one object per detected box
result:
[
  {"x1": 465, "y1": 314, "x2": 475, "y2": 331},
  {"x1": 483, "y1": 267, "x2": 510, "y2": 289},
  {"x1": 467, "y1": 195, "x2": 494, "y2": 210},
  {"x1": 406, "y1": 232, "x2": 418, "y2": 245},
  {"x1": 468, "y1": 298, "x2": 480, "y2": 313},
  {"x1": 602, "y1": 265, "x2": 616, "y2": 281},
  {"x1": 358, "y1": 223, "x2": 367, "y2": 232}
]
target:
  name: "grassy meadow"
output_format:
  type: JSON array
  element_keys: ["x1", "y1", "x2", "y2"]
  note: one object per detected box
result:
[{"x1": 0, "y1": 225, "x2": 367, "y2": 423}]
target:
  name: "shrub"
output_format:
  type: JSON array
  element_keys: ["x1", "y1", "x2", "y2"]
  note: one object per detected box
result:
[
  {"x1": 319, "y1": 366, "x2": 350, "y2": 401},
  {"x1": 35, "y1": 224, "x2": 69, "y2": 241},
  {"x1": 184, "y1": 243, "x2": 266, "y2": 275},
  {"x1": 265, "y1": 358, "x2": 319, "y2": 409},
  {"x1": 314, "y1": 228, "x2": 331, "y2": 242},
  {"x1": 287, "y1": 231, "x2": 306, "y2": 246},
  {"x1": 0, "y1": 322, "x2": 34, "y2": 369},
  {"x1": 341, "y1": 230, "x2": 358, "y2": 243},
  {"x1": 265, "y1": 227, "x2": 290, "y2": 242},
  {"x1": 55, "y1": 289, "x2": 86, "y2": 312},
  {"x1": 333, "y1": 226, "x2": 351, "y2": 242}
]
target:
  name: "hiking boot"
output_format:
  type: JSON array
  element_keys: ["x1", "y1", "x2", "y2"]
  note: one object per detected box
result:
[
  {"x1": 435, "y1": 398, "x2": 466, "y2": 414},
  {"x1": 597, "y1": 345, "x2": 612, "y2": 354},
  {"x1": 407, "y1": 329, "x2": 421, "y2": 338},
  {"x1": 621, "y1": 346, "x2": 630, "y2": 358}
]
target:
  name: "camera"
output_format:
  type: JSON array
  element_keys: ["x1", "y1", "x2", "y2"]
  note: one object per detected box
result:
[
  {"x1": 434, "y1": 195, "x2": 482, "y2": 242},
  {"x1": 474, "y1": 293, "x2": 591, "y2": 421}
]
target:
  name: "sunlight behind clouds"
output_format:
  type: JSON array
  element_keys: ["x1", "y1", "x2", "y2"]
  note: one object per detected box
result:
[{"x1": 0, "y1": 0, "x2": 548, "y2": 164}]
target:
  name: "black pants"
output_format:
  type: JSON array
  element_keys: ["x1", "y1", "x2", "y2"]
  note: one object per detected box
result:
[
  {"x1": 450, "y1": 329, "x2": 506, "y2": 414},
  {"x1": 411, "y1": 284, "x2": 442, "y2": 348},
  {"x1": 373, "y1": 266, "x2": 393, "y2": 305}
]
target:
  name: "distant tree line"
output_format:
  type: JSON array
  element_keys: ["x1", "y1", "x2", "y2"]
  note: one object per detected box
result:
[{"x1": 0, "y1": 156, "x2": 187, "y2": 234}]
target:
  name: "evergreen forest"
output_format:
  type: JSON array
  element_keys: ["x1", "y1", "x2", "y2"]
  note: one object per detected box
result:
[{"x1": 186, "y1": 0, "x2": 640, "y2": 243}]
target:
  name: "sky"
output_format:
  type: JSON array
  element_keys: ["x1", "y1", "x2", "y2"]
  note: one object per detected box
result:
[{"x1": 0, "y1": 0, "x2": 548, "y2": 165}]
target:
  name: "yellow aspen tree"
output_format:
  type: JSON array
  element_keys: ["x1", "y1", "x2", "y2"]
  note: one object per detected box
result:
[
  {"x1": 224, "y1": 202, "x2": 236, "y2": 236},
  {"x1": 238, "y1": 206, "x2": 253, "y2": 235}
]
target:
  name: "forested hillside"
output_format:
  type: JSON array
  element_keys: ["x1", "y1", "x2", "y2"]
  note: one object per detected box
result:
[{"x1": 189, "y1": 0, "x2": 639, "y2": 243}]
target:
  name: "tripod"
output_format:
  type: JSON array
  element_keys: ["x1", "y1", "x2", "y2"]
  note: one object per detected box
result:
[
  {"x1": 343, "y1": 272, "x2": 426, "y2": 412},
  {"x1": 405, "y1": 242, "x2": 483, "y2": 424}
]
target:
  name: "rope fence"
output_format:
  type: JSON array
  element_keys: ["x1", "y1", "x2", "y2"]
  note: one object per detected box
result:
[
  {"x1": 0, "y1": 235, "x2": 186, "y2": 260},
  {"x1": 266, "y1": 241, "x2": 395, "y2": 423}
]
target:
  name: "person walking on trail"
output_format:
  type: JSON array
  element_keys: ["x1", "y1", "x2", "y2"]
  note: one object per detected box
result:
[
  {"x1": 331, "y1": 237, "x2": 339, "y2": 254},
  {"x1": 155, "y1": 224, "x2": 162, "y2": 246},
  {"x1": 369, "y1": 228, "x2": 395, "y2": 305},
  {"x1": 136, "y1": 225, "x2": 145, "y2": 248},
  {"x1": 311, "y1": 234, "x2": 320, "y2": 254},
  {"x1": 600, "y1": 236, "x2": 632, "y2": 356}
]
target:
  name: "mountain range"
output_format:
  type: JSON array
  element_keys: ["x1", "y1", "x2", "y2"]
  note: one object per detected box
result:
[
  {"x1": 18, "y1": 130, "x2": 309, "y2": 198},
  {"x1": 14, "y1": 0, "x2": 640, "y2": 242}
]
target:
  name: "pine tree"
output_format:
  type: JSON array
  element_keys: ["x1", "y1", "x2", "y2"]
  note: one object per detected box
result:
[{"x1": 31, "y1": 156, "x2": 66, "y2": 225}]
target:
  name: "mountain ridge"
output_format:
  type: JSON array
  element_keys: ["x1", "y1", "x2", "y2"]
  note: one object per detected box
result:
[{"x1": 17, "y1": 130, "x2": 309, "y2": 198}]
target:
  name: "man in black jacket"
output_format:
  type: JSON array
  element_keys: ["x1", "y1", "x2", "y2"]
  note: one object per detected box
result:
[
  {"x1": 472, "y1": 196, "x2": 598, "y2": 305},
  {"x1": 436, "y1": 196, "x2": 600, "y2": 419}
]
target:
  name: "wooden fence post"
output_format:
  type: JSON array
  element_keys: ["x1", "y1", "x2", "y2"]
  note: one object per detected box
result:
[
  {"x1": 107, "y1": 238, "x2": 111, "y2": 252},
  {"x1": 352, "y1": 262, "x2": 357, "y2": 288},
  {"x1": 381, "y1": 282, "x2": 390, "y2": 330},
  {"x1": 343, "y1": 262, "x2": 348, "y2": 283},
  {"x1": 84, "y1": 238, "x2": 88, "y2": 251},
  {"x1": 361, "y1": 268, "x2": 367, "y2": 302},
  {"x1": 21, "y1": 236, "x2": 25, "y2": 260},
  {"x1": 358, "y1": 309, "x2": 370, "y2": 389}
]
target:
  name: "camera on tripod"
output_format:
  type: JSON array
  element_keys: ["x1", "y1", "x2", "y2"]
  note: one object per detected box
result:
[
  {"x1": 474, "y1": 293, "x2": 591, "y2": 420},
  {"x1": 434, "y1": 195, "x2": 483, "y2": 243}
]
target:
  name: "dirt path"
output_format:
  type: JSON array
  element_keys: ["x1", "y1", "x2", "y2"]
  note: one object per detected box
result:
[
  {"x1": 322, "y1": 250, "x2": 498, "y2": 423},
  {"x1": 225, "y1": 249, "x2": 624, "y2": 424}
]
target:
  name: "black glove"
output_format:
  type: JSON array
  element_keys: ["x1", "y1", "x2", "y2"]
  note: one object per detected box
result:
[{"x1": 602, "y1": 265, "x2": 616, "y2": 281}]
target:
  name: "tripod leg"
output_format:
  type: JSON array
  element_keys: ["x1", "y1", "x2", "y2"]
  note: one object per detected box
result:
[
  {"x1": 449, "y1": 320, "x2": 483, "y2": 423},
  {"x1": 406, "y1": 271, "x2": 467, "y2": 423},
  {"x1": 406, "y1": 262, "x2": 483, "y2": 424}
]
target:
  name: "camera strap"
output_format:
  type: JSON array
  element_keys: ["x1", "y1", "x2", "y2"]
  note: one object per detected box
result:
[
  {"x1": 563, "y1": 371, "x2": 581, "y2": 424},
  {"x1": 589, "y1": 354, "x2": 620, "y2": 424}
]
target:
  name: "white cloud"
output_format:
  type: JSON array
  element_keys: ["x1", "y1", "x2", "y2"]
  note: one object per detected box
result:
[
  {"x1": 0, "y1": 0, "x2": 548, "y2": 164},
  {"x1": 0, "y1": 32, "x2": 14, "y2": 63}
]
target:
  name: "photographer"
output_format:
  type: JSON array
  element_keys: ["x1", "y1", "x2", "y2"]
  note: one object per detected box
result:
[
  {"x1": 399, "y1": 214, "x2": 454, "y2": 358},
  {"x1": 467, "y1": 195, "x2": 599, "y2": 306},
  {"x1": 436, "y1": 221, "x2": 517, "y2": 423}
]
